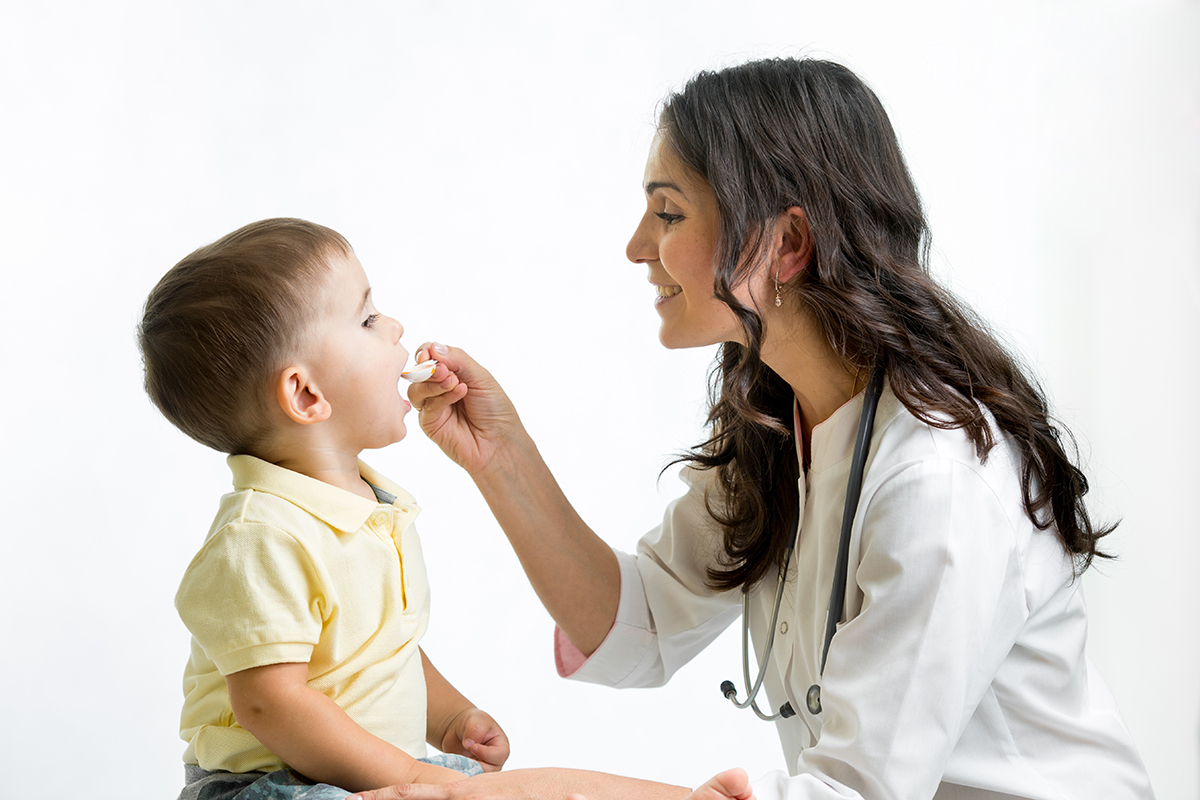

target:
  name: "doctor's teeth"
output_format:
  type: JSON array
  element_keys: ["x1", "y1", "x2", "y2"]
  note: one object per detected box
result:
[{"x1": 656, "y1": 285, "x2": 682, "y2": 298}]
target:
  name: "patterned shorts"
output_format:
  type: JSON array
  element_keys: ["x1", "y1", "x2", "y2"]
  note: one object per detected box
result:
[{"x1": 178, "y1": 754, "x2": 483, "y2": 800}]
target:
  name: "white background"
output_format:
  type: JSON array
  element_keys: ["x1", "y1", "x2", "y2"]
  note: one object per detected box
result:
[{"x1": 1, "y1": 2, "x2": 1197, "y2": 798}]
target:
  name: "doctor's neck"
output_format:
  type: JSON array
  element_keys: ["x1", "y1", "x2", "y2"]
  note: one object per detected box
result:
[{"x1": 760, "y1": 323, "x2": 862, "y2": 455}]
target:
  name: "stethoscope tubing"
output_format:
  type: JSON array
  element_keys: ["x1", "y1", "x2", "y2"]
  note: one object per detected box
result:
[
  {"x1": 723, "y1": 366, "x2": 885, "y2": 720},
  {"x1": 732, "y1": 541, "x2": 795, "y2": 720},
  {"x1": 819, "y1": 366, "x2": 885, "y2": 674}
]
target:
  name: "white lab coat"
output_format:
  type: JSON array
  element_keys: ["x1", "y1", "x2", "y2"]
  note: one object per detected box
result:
[{"x1": 564, "y1": 383, "x2": 1153, "y2": 799}]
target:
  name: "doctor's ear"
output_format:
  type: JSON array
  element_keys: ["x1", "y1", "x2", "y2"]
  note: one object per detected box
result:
[
  {"x1": 276, "y1": 366, "x2": 331, "y2": 425},
  {"x1": 773, "y1": 206, "x2": 813, "y2": 284}
]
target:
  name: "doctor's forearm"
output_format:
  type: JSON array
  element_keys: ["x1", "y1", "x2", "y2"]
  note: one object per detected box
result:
[
  {"x1": 472, "y1": 431, "x2": 620, "y2": 656},
  {"x1": 349, "y1": 767, "x2": 692, "y2": 800}
]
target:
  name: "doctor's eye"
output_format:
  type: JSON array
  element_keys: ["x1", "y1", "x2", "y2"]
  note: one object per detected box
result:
[
  {"x1": 655, "y1": 212, "x2": 683, "y2": 226},
  {"x1": 362, "y1": 314, "x2": 380, "y2": 328}
]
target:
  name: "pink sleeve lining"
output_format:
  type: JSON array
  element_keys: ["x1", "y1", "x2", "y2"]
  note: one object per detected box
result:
[{"x1": 553, "y1": 626, "x2": 589, "y2": 677}]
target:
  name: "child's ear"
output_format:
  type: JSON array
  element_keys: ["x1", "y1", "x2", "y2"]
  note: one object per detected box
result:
[
  {"x1": 276, "y1": 366, "x2": 331, "y2": 425},
  {"x1": 774, "y1": 206, "x2": 813, "y2": 284}
]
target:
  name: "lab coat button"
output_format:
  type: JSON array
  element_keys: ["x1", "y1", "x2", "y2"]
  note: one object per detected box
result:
[{"x1": 779, "y1": 622, "x2": 788, "y2": 634}]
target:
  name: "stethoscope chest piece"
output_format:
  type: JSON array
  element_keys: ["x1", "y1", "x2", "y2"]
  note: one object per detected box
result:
[{"x1": 806, "y1": 683, "x2": 822, "y2": 715}]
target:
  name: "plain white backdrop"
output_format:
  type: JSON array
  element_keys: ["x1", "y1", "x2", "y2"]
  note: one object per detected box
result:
[{"x1": 1, "y1": 1, "x2": 1197, "y2": 798}]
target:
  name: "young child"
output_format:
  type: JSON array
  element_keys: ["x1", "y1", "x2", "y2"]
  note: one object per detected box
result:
[{"x1": 139, "y1": 218, "x2": 507, "y2": 799}]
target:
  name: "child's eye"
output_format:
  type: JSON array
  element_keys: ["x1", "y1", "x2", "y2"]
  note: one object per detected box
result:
[
  {"x1": 655, "y1": 212, "x2": 683, "y2": 225},
  {"x1": 362, "y1": 314, "x2": 380, "y2": 328}
]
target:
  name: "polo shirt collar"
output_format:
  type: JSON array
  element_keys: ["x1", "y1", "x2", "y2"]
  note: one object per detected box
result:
[{"x1": 227, "y1": 454, "x2": 419, "y2": 534}]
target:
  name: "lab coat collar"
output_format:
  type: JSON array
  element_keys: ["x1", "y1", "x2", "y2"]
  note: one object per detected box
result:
[{"x1": 799, "y1": 377, "x2": 897, "y2": 476}]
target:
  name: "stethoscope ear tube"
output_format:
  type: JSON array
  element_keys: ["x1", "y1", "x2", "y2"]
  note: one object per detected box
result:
[
  {"x1": 818, "y1": 366, "x2": 885, "y2": 675},
  {"x1": 806, "y1": 367, "x2": 885, "y2": 715}
]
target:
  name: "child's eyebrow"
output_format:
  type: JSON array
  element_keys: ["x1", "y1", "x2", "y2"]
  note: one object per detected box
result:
[{"x1": 361, "y1": 287, "x2": 372, "y2": 309}]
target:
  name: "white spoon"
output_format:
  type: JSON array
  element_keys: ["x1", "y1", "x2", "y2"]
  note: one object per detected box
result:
[{"x1": 401, "y1": 359, "x2": 438, "y2": 383}]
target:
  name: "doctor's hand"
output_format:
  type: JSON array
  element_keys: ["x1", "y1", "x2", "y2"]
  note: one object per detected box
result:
[
  {"x1": 564, "y1": 769, "x2": 754, "y2": 800},
  {"x1": 683, "y1": 769, "x2": 755, "y2": 800},
  {"x1": 406, "y1": 343, "x2": 526, "y2": 477}
]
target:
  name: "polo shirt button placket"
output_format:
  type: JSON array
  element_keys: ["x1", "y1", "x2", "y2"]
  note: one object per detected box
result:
[{"x1": 370, "y1": 509, "x2": 392, "y2": 535}]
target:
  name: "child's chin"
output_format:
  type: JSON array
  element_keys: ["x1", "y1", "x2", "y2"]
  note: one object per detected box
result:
[
  {"x1": 390, "y1": 421, "x2": 409, "y2": 444},
  {"x1": 363, "y1": 425, "x2": 407, "y2": 450}
]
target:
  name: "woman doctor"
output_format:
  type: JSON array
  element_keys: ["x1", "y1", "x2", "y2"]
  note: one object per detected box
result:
[{"x1": 354, "y1": 58, "x2": 1153, "y2": 800}]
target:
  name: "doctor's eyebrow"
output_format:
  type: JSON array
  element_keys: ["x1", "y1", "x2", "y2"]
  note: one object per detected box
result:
[{"x1": 644, "y1": 181, "x2": 687, "y2": 198}]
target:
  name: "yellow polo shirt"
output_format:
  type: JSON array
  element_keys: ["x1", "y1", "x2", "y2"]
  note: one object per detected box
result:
[{"x1": 176, "y1": 455, "x2": 431, "y2": 774}]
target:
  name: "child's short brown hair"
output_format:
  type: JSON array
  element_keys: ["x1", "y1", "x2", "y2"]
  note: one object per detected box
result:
[{"x1": 138, "y1": 218, "x2": 350, "y2": 454}]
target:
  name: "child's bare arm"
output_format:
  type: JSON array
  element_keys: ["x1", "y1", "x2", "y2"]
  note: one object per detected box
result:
[
  {"x1": 421, "y1": 648, "x2": 510, "y2": 771},
  {"x1": 225, "y1": 662, "x2": 465, "y2": 792}
]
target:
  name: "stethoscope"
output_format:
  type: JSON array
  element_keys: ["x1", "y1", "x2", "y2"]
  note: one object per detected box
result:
[{"x1": 721, "y1": 366, "x2": 884, "y2": 720}]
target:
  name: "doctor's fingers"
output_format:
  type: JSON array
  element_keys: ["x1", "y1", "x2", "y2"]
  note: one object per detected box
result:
[
  {"x1": 701, "y1": 769, "x2": 754, "y2": 800},
  {"x1": 407, "y1": 370, "x2": 466, "y2": 410},
  {"x1": 347, "y1": 782, "x2": 543, "y2": 800},
  {"x1": 348, "y1": 784, "x2": 461, "y2": 800},
  {"x1": 347, "y1": 786, "x2": 433, "y2": 800},
  {"x1": 413, "y1": 342, "x2": 503, "y2": 392}
]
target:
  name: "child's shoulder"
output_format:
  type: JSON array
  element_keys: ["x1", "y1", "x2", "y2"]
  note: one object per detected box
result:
[
  {"x1": 178, "y1": 490, "x2": 322, "y2": 608},
  {"x1": 220, "y1": 454, "x2": 349, "y2": 529},
  {"x1": 213, "y1": 483, "x2": 313, "y2": 529}
]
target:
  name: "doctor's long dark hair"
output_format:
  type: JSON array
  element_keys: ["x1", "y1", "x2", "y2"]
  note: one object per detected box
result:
[{"x1": 663, "y1": 58, "x2": 1114, "y2": 592}]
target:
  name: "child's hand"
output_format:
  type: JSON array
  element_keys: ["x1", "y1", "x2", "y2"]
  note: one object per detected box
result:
[{"x1": 442, "y1": 707, "x2": 509, "y2": 772}]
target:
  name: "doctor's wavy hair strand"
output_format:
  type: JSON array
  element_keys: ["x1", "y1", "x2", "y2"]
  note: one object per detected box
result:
[{"x1": 660, "y1": 58, "x2": 1115, "y2": 592}]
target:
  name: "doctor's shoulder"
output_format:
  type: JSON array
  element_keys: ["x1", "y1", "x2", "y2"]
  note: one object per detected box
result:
[{"x1": 861, "y1": 397, "x2": 1075, "y2": 568}]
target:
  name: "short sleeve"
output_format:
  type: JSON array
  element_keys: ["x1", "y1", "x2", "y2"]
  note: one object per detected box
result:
[{"x1": 176, "y1": 522, "x2": 324, "y2": 675}]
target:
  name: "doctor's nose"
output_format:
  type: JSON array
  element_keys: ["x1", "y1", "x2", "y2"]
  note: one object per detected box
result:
[{"x1": 626, "y1": 216, "x2": 658, "y2": 264}]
